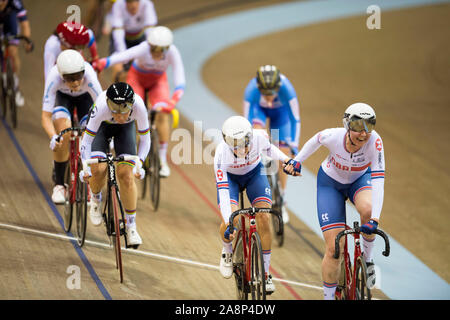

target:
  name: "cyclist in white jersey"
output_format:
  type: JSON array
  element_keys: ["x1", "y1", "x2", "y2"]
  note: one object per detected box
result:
[
  {"x1": 284, "y1": 103, "x2": 385, "y2": 300},
  {"x1": 80, "y1": 82, "x2": 150, "y2": 247},
  {"x1": 109, "y1": 0, "x2": 157, "y2": 82},
  {"x1": 215, "y1": 116, "x2": 290, "y2": 294},
  {"x1": 94, "y1": 26, "x2": 185, "y2": 178},
  {"x1": 41, "y1": 50, "x2": 102, "y2": 205}
]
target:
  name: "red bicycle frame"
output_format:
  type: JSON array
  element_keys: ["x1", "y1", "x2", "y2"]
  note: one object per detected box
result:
[{"x1": 339, "y1": 224, "x2": 362, "y2": 300}]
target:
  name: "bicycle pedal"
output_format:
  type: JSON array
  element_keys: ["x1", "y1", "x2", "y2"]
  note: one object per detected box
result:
[{"x1": 126, "y1": 244, "x2": 140, "y2": 250}]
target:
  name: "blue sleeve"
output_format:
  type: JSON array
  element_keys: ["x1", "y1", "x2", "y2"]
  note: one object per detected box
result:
[
  {"x1": 278, "y1": 75, "x2": 297, "y2": 103},
  {"x1": 243, "y1": 78, "x2": 262, "y2": 119}
]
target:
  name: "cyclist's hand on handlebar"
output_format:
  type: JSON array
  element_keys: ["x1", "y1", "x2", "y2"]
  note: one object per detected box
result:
[
  {"x1": 50, "y1": 134, "x2": 62, "y2": 151},
  {"x1": 283, "y1": 159, "x2": 302, "y2": 176},
  {"x1": 24, "y1": 38, "x2": 34, "y2": 53},
  {"x1": 133, "y1": 163, "x2": 145, "y2": 180},
  {"x1": 79, "y1": 166, "x2": 92, "y2": 183},
  {"x1": 224, "y1": 225, "x2": 237, "y2": 241},
  {"x1": 360, "y1": 219, "x2": 378, "y2": 235}
]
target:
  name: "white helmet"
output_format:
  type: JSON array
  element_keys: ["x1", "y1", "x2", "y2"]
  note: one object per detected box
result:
[
  {"x1": 343, "y1": 102, "x2": 376, "y2": 132},
  {"x1": 56, "y1": 49, "x2": 85, "y2": 77},
  {"x1": 147, "y1": 26, "x2": 173, "y2": 48},
  {"x1": 222, "y1": 116, "x2": 253, "y2": 150}
]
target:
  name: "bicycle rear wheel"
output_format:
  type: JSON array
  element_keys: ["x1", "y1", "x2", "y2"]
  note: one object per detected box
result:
[
  {"x1": 6, "y1": 59, "x2": 17, "y2": 128},
  {"x1": 75, "y1": 170, "x2": 88, "y2": 247},
  {"x1": 355, "y1": 256, "x2": 371, "y2": 300},
  {"x1": 63, "y1": 161, "x2": 74, "y2": 233},
  {"x1": 0, "y1": 68, "x2": 6, "y2": 120},
  {"x1": 233, "y1": 230, "x2": 248, "y2": 300},
  {"x1": 250, "y1": 232, "x2": 266, "y2": 300},
  {"x1": 111, "y1": 185, "x2": 124, "y2": 283},
  {"x1": 149, "y1": 131, "x2": 161, "y2": 211}
]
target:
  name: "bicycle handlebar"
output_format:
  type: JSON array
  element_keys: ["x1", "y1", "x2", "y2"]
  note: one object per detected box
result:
[
  {"x1": 56, "y1": 127, "x2": 84, "y2": 142},
  {"x1": 228, "y1": 207, "x2": 281, "y2": 232},
  {"x1": 333, "y1": 226, "x2": 390, "y2": 259},
  {"x1": 82, "y1": 155, "x2": 142, "y2": 173}
]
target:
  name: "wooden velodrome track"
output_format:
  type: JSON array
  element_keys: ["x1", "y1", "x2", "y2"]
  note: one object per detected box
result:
[{"x1": 0, "y1": 0, "x2": 449, "y2": 301}]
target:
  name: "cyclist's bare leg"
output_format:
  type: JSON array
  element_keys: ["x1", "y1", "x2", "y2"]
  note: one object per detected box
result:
[
  {"x1": 155, "y1": 111, "x2": 170, "y2": 161},
  {"x1": 116, "y1": 163, "x2": 137, "y2": 224},
  {"x1": 219, "y1": 203, "x2": 239, "y2": 243},
  {"x1": 322, "y1": 227, "x2": 345, "y2": 299},
  {"x1": 354, "y1": 189, "x2": 376, "y2": 260},
  {"x1": 53, "y1": 118, "x2": 72, "y2": 162},
  {"x1": 254, "y1": 201, "x2": 272, "y2": 251},
  {"x1": 278, "y1": 145, "x2": 291, "y2": 191},
  {"x1": 112, "y1": 64, "x2": 127, "y2": 82},
  {"x1": 7, "y1": 45, "x2": 20, "y2": 74},
  {"x1": 89, "y1": 163, "x2": 107, "y2": 195}
]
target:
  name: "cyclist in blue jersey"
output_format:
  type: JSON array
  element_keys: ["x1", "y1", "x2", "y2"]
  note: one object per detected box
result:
[
  {"x1": 243, "y1": 65, "x2": 300, "y2": 223},
  {"x1": 0, "y1": 0, "x2": 33, "y2": 107}
]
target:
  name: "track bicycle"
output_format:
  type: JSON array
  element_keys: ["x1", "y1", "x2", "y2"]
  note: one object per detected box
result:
[
  {"x1": 58, "y1": 126, "x2": 88, "y2": 247},
  {"x1": 0, "y1": 29, "x2": 33, "y2": 128},
  {"x1": 82, "y1": 152, "x2": 142, "y2": 283},
  {"x1": 228, "y1": 191, "x2": 281, "y2": 300},
  {"x1": 333, "y1": 221, "x2": 390, "y2": 300}
]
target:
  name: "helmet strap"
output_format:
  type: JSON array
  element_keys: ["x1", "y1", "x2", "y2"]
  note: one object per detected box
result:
[{"x1": 347, "y1": 130, "x2": 356, "y2": 147}]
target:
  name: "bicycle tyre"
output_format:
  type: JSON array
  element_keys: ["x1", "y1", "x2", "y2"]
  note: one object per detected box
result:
[
  {"x1": 149, "y1": 131, "x2": 160, "y2": 211},
  {"x1": 111, "y1": 185, "x2": 124, "y2": 283},
  {"x1": 268, "y1": 173, "x2": 284, "y2": 247},
  {"x1": 250, "y1": 232, "x2": 266, "y2": 300},
  {"x1": 6, "y1": 58, "x2": 17, "y2": 128},
  {"x1": 63, "y1": 162, "x2": 74, "y2": 233},
  {"x1": 355, "y1": 256, "x2": 371, "y2": 300},
  {"x1": 75, "y1": 171, "x2": 88, "y2": 247},
  {"x1": 233, "y1": 230, "x2": 248, "y2": 300}
]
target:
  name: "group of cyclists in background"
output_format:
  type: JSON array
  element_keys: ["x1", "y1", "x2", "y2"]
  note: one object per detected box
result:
[{"x1": 2, "y1": 0, "x2": 386, "y2": 300}]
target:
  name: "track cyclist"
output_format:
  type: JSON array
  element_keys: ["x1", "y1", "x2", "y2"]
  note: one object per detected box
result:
[
  {"x1": 44, "y1": 21, "x2": 99, "y2": 80},
  {"x1": 283, "y1": 103, "x2": 385, "y2": 300},
  {"x1": 243, "y1": 65, "x2": 300, "y2": 223},
  {"x1": 108, "y1": 0, "x2": 157, "y2": 82},
  {"x1": 215, "y1": 115, "x2": 290, "y2": 294},
  {"x1": 0, "y1": 0, "x2": 33, "y2": 107},
  {"x1": 94, "y1": 25, "x2": 185, "y2": 178},
  {"x1": 41, "y1": 49, "x2": 102, "y2": 205},
  {"x1": 80, "y1": 82, "x2": 150, "y2": 247}
]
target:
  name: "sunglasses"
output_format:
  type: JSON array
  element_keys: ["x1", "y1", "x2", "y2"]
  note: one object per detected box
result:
[
  {"x1": 63, "y1": 71, "x2": 84, "y2": 82},
  {"x1": 348, "y1": 118, "x2": 376, "y2": 133},
  {"x1": 107, "y1": 99, "x2": 133, "y2": 114},
  {"x1": 231, "y1": 134, "x2": 251, "y2": 150},
  {"x1": 150, "y1": 45, "x2": 169, "y2": 54}
]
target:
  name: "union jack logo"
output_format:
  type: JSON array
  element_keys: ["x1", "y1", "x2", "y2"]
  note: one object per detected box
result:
[
  {"x1": 217, "y1": 169, "x2": 223, "y2": 181},
  {"x1": 375, "y1": 138, "x2": 382, "y2": 151}
]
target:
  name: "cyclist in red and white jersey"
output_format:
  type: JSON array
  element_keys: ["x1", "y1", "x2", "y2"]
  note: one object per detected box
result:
[
  {"x1": 41, "y1": 50, "x2": 102, "y2": 205},
  {"x1": 43, "y1": 21, "x2": 99, "y2": 80},
  {"x1": 215, "y1": 116, "x2": 290, "y2": 294},
  {"x1": 94, "y1": 26, "x2": 185, "y2": 178},
  {"x1": 284, "y1": 103, "x2": 385, "y2": 300},
  {"x1": 109, "y1": 0, "x2": 157, "y2": 82}
]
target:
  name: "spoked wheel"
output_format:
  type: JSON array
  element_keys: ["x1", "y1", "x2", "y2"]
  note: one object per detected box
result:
[
  {"x1": 111, "y1": 186, "x2": 124, "y2": 283},
  {"x1": 268, "y1": 174, "x2": 284, "y2": 247},
  {"x1": 149, "y1": 132, "x2": 160, "y2": 211},
  {"x1": 75, "y1": 167, "x2": 88, "y2": 247},
  {"x1": 335, "y1": 258, "x2": 351, "y2": 300},
  {"x1": 63, "y1": 162, "x2": 74, "y2": 233},
  {"x1": 6, "y1": 59, "x2": 17, "y2": 128},
  {"x1": 233, "y1": 231, "x2": 248, "y2": 300},
  {"x1": 250, "y1": 232, "x2": 266, "y2": 300},
  {"x1": 355, "y1": 257, "x2": 371, "y2": 300}
]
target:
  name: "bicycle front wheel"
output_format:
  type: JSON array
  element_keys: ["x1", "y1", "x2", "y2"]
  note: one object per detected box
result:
[
  {"x1": 63, "y1": 162, "x2": 74, "y2": 233},
  {"x1": 111, "y1": 185, "x2": 124, "y2": 283},
  {"x1": 75, "y1": 172, "x2": 88, "y2": 247},
  {"x1": 233, "y1": 230, "x2": 248, "y2": 300},
  {"x1": 149, "y1": 131, "x2": 161, "y2": 211},
  {"x1": 250, "y1": 232, "x2": 266, "y2": 300},
  {"x1": 355, "y1": 256, "x2": 371, "y2": 300},
  {"x1": 0, "y1": 69, "x2": 6, "y2": 120}
]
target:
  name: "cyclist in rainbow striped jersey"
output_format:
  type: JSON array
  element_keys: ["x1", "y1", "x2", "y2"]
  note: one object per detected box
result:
[
  {"x1": 283, "y1": 103, "x2": 385, "y2": 300},
  {"x1": 215, "y1": 116, "x2": 290, "y2": 294}
]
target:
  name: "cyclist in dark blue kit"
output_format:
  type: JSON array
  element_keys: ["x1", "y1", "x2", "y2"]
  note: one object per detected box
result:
[{"x1": 0, "y1": 0, "x2": 33, "y2": 107}]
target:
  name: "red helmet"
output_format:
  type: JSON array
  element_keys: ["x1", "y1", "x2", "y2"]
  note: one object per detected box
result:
[{"x1": 56, "y1": 22, "x2": 89, "y2": 49}]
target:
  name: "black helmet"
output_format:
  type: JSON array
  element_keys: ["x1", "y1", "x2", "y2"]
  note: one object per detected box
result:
[
  {"x1": 256, "y1": 65, "x2": 281, "y2": 95},
  {"x1": 106, "y1": 82, "x2": 135, "y2": 114}
]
